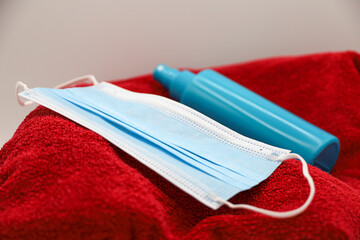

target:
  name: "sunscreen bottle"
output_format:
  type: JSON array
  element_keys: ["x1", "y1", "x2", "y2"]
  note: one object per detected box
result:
[{"x1": 153, "y1": 64, "x2": 340, "y2": 172}]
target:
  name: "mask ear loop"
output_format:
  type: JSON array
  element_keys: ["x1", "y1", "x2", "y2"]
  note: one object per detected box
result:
[
  {"x1": 16, "y1": 82, "x2": 32, "y2": 106},
  {"x1": 16, "y1": 75, "x2": 98, "y2": 106},
  {"x1": 213, "y1": 153, "x2": 315, "y2": 218},
  {"x1": 53, "y1": 75, "x2": 98, "y2": 89}
]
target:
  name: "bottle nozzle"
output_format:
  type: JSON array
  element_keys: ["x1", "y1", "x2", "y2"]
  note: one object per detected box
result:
[{"x1": 153, "y1": 64, "x2": 180, "y2": 89}]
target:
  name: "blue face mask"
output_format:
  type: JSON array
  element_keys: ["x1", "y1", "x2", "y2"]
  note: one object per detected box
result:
[{"x1": 16, "y1": 76, "x2": 315, "y2": 218}]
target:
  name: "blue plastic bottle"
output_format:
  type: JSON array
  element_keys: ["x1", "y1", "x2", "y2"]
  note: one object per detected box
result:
[{"x1": 153, "y1": 64, "x2": 340, "y2": 172}]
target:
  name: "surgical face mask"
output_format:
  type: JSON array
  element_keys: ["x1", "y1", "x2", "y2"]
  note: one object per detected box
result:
[{"x1": 16, "y1": 76, "x2": 315, "y2": 219}]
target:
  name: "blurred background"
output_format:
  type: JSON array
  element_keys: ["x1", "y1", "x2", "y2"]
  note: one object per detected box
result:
[{"x1": 1, "y1": 0, "x2": 360, "y2": 147}]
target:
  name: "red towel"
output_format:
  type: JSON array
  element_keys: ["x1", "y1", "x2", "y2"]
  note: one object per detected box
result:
[{"x1": 1, "y1": 51, "x2": 359, "y2": 239}]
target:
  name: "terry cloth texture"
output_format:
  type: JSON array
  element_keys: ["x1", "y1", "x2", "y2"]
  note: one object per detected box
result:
[{"x1": 1, "y1": 51, "x2": 360, "y2": 240}]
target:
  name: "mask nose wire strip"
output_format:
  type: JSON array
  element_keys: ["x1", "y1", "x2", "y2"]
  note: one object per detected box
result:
[{"x1": 213, "y1": 153, "x2": 315, "y2": 218}]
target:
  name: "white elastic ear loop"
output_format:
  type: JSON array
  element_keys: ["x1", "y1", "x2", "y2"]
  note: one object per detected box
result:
[
  {"x1": 53, "y1": 75, "x2": 98, "y2": 89},
  {"x1": 214, "y1": 153, "x2": 315, "y2": 218},
  {"x1": 15, "y1": 75, "x2": 98, "y2": 106},
  {"x1": 16, "y1": 82, "x2": 32, "y2": 106}
]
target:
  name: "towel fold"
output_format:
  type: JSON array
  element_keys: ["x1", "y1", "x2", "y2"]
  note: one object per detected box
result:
[{"x1": 1, "y1": 51, "x2": 359, "y2": 239}]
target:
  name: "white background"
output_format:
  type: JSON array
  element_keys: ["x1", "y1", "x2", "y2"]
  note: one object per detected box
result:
[{"x1": 1, "y1": 0, "x2": 360, "y2": 147}]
